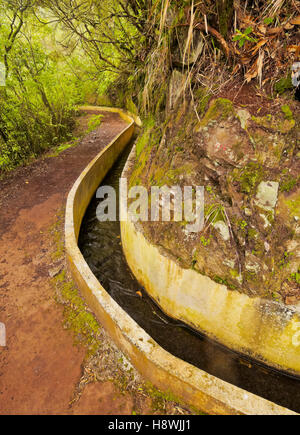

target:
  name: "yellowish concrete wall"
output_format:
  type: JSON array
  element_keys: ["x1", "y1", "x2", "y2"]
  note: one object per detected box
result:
[
  {"x1": 121, "y1": 145, "x2": 300, "y2": 376},
  {"x1": 65, "y1": 108, "x2": 297, "y2": 415}
]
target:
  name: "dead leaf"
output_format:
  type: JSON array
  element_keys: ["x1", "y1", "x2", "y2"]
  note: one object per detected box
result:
[
  {"x1": 290, "y1": 15, "x2": 300, "y2": 25},
  {"x1": 287, "y1": 45, "x2": 300, "y2": 54},
  {"x1": 251, "y1": 39, "x2": 268, "y2": 55},
  {"x1": 136, "y1": 291, "x2": 142, "y2": 298},
  {"x1": 245, "y1": 58, "x2": 259, "y2": 82},
  {"x1": 267, "y1": 27, "x2": 283, "y2": 35},
  {"x1": 241, "y1": 56, "x2": 251, "y2": 65},
  {"x1": 284, "y1": 23, "x2": 295, "y2": 30},
  {"x1": 257, "y1": 25, "x2": 267, "y2": 35},
  {"x1": 232, "y1": 64, "x2": 241, "y2": 75},
  {"x1": 240, "y1": 14, "x2": 257, "y2": 28}
]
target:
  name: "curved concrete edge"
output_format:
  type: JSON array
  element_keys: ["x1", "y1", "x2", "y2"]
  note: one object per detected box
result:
[
  {"x1": 121, "y1": 144, "x2": 300, "y2": 377},
  {"x1": 79, "y1": 105, "x2": 142, "y2": 127},
  {"x1": 65, "y1": 107, "x2": 296, "y2": 415}
]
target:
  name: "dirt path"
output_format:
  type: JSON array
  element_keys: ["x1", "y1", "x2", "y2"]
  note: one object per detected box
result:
[{"x1": 0, "y1": 111, "x2": 148, "y2": 415}]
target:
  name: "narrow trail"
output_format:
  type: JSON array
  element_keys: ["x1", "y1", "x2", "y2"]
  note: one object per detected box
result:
[{"x1": 0, "y1": 111, "x2": 140, "y2": 415}]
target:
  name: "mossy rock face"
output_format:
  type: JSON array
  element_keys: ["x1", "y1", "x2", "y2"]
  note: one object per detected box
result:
[
  {"x1": 274, "y1": 76, "x2": 293, "y2": 95},
  {"x1": 129, "y1": 97, "x2": 300, "y2": 305}
]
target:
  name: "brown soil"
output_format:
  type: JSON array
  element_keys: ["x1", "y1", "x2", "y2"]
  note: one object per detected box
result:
[
  {"x1": 219, "y1": 80, "x2": 293, "y2": 116},
  {"x1": 0, "y1": 111, "x2": 172, "y2": 415}
]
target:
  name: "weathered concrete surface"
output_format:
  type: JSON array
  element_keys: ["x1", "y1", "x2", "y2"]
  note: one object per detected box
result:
[{"x1": 121, "y1": 144, "x2": 300, "y2": 377}]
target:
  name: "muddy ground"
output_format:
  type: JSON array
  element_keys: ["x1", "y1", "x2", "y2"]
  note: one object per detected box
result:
[{"x1": 0, "y1": 111, "x2": 194, "y2": 415}]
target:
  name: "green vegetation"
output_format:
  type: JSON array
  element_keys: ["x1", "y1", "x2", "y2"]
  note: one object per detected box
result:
[
  {"x1": 0, "y1": 1, "x2": 119, "y2": 172},
  {"x1": 238, "y1": 220, "x2": 248, "y2": 231},
  {"x1": 213, "y1": 275, "x2": 237, "y2": 291},
  {"x1": 233, "y1": 27, "x2": 257, "y2": 48},
  {"x1": 280, "y1": 176, "x2": 298, "y2": 193},
  {"x1": 200, "y1": 236, "x2": 212, "y2": 247},
  {"x1": 279, "y1": 252, "x2": 294, "y2": 270},
  {"x1": 274, "y1": 76, "x2": 293, "y2": 95},
  {"x1": 290, "y1": 270, "x2": 300, "y2": 285},
  {"x1": 234, "y1": 163, "x2": 264, "y2": 194},
  {"x1": 135, "y1": 117, "x2": 156, "y2": 157},
  {"x1": 0, "y1": 0, "x2": 298, "y2": 310},
  {"x1": 198, "y1": 98, "x2": 234, "y2": 129},
  {"x1": 87, "y1": 115, "x2": 104, "y2": 134},
  {"x1": 54, "y1": 270, "x2": 103, "y2": 355},
  {"x1": 281, "y1": 105, "x2": 293, "y2": 121}
]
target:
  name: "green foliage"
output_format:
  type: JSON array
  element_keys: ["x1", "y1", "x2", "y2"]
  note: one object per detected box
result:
[
  {"x1": 0, "y1": 4, "x2": 76, "y2": 170},
  {"x1": 135, "y1": 117, "x2": 156, "y2": 157},
  {"x1": 281, "y1": 105, "x2": 293, "y2": 120},
  {"x1": 0, "y1": 2, "x2": 117, "y2": 172},
  {"x1": 263, "y1": 17, "x2": 275, "y2": 26},
  {"x1": 235, "y1": 163, "x2": 264, "y2": 194},
  {"x1": 274, "y1": 76, "x2": 293, "y2": 94},
  {"x1": 290, "y1": 270, "x2": 300, "y2": 285},
  {"x1": 279, "y1": 252, "x2": 294, "y2": 270},
  {"x1": 238, "y1": 220, "x2": 248, "y2": 231},
  {"x1": 213, "y1": 275, "x2": 237, "y2": 291},
  {"x1": 200, "y1": 236, "x2": 211, "y2": 247}
]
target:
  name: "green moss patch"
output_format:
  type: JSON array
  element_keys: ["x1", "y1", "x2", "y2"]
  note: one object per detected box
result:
[
  {"x1": 197, "y1": 98, "x2": 234, "y2": 130},
  {"x1": 233, "y1": 162, "x2": 264, "y2": 194}
]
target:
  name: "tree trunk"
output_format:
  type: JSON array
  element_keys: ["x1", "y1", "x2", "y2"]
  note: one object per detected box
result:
[{"x1": 217, "y1": 0, "x2": 234, "y2": 39}]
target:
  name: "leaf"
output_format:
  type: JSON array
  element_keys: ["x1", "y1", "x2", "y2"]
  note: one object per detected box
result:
[
  {"x1": 284, "y1": 23, "x2": 295, "y2": 30},
  {"x1": 244, "y1": 27, "x2": 253, "y2": 35},
  {"x1": 290, "y1": 15, "x2": 300, "y2": 25},
  {"x1": 232, "y1": 64, "x2": 241, "y2": 75},
  {"x1": 267, "y1": 27, "x2": 283, "y2": 35},
  {"x1": 287, "y1": 45, "x2": 300, "y2": 54},
  {"x1": 264, "y1": 17, "x2": 274, "y2": 26},
  {"x1": 241, "y1": 56, "x2": 251, "y2": 65},
  {"x1": 245, "y1": 58, "x2": 259, "y2": 82},
  {"x1": 258, "y1": 24, "x2": 267, "y2": 35}
]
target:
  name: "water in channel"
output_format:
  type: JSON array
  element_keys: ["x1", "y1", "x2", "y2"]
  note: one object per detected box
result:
[{"x1": 79, "y1": 145, "x2": 300, "y2": 413}]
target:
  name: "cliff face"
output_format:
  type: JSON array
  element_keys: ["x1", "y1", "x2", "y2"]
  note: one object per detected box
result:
[
  {"x1": 112, "y1": 1, "x2": 300, "y2": 306},
  {"x1": 128, "y1": 93, "x2": 300, "y2": 305}
]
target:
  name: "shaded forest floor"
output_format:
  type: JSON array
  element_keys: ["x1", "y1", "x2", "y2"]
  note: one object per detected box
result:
[{"x1": 0, "y1": 111, "x2": 194, "y2": 415}]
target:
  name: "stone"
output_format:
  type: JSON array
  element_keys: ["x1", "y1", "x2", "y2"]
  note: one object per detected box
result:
[
  {"x1": 237, "y1": 109, "x2": 251, "y2": 130},
  {"x1": 49, "y1": 265, "x2": 63, "y2": 278},
  {"x1": 245, "y1": 253, "x2": 261, "y2": 274},
  {"x1": 172, "y1": 27, "x2": 204, "y2": 66},
  {"x1": 0, "y1": 323, "x2": 6, "y2": 347},
  {"x1": 214, "y1": 221, "x2": 230, "y2": 241},
  {"x1": 223, "y1": 259, "x2": 236, "y2": 269},
  {"x1": 260, "y1": 213, "x2": 271, "y2": 229},
  {"x1": 292, "y1": 62, "x2": 300, "y2": 88}
]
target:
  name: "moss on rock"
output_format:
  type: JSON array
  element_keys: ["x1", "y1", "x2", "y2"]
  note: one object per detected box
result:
[{"x1": 128, "y1": 94, "x2": 300, "y2": 303}]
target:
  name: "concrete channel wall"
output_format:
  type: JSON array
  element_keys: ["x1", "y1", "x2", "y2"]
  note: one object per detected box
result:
[{"x1": 65, "y1": 107, "x2": 296, "y2": 415}]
